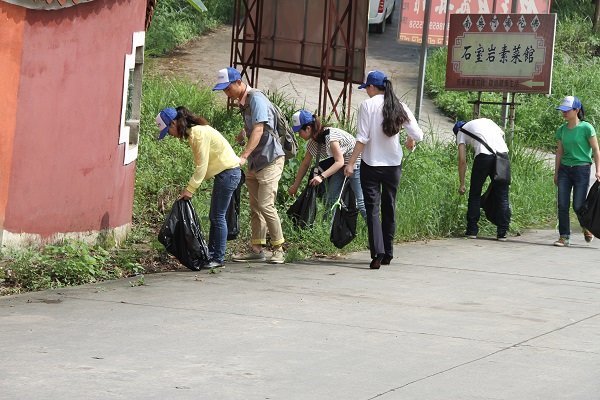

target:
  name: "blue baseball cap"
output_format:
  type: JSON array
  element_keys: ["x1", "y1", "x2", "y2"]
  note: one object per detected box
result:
[
  {"x1": 292, "y1": 110, "x2": 315, "y2": 132},
  {"x1": 453, "y1": 120, "x2": 466, "y2": 135},
  {"x1": 155, "y1": 108, "x2": 177, "y2": 140},
  {"x1": 556, "y1": 95, "x2": 582, "y2": 111},
  {"x1": 358, "y1": 70, "x2": 387, "y2": 89},
  {"x1": 212, "y1": 67, "x2": 242, "y2": 91}
]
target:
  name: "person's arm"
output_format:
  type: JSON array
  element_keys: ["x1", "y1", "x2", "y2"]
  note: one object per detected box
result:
[
  {"x1": 344, "y1": 141, "x2": 365, "y2": 177},
  {"x1": 182, "y1": 134, "x2": 210, "y2": 199},
  {"x1": 554, "y1": 141, "x2": 563, "y2": 186},
  {"x1": 590, "y1": 136, "x2": 600, "y2": 181},
  {"x1": 239, "y1": 122, "x2": 264, "y2": 166},
  {"x1": 402, "y1": 103, "x2": 424, "y2": 144},
  {"x1": 311, "y1": 141, "x2": 344, "y2": 186},
  {"x1": 289, "y1": 152, "x2": 313, "y2": 195},
  {"x1": 458, "y1": 143, "x2": 467, "y2": 195}
]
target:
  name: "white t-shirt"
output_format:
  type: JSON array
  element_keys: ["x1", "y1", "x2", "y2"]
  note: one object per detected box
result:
[
  {"x1": 356, "y1": 94, "x2": 424, "y2": 166},
  {"x1": 456, "y1": 118, "x2": 509, "y2": 156}
]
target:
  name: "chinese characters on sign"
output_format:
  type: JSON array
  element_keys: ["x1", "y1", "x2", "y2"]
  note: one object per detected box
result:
[
  {"x1": 398, "y1": 0, "x2": 551, "y2": 45},
  {"x1": 445, "y1": 13, "x2": 556, "y2": 93}
]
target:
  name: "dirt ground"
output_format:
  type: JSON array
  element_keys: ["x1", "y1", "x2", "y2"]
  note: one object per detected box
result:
[{"x1": 148, "y1": 7, "x2": 455, "y2": 142}]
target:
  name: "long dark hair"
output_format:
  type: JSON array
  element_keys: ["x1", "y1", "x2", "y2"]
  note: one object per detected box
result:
[
  {"x1": 305, "y1": 114, "x2": 330, "y2": 144},
  {"x1": 377, "y1": 80, "x2": 409, "y2": 137},
  {"x1": 577, "y1": 105, "x2": 585, "y2": 121},
  {"x1": 174, "y1": 106, "x2": 209, "y2": 139}
]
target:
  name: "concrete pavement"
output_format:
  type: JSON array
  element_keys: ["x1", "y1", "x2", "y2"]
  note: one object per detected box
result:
[{"x1": 1, "y1": 229, "x2": 599, "y2": 399}]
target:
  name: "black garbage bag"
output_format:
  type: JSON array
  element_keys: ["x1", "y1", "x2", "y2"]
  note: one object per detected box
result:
[
  {"x1": 226, "y1": 170, "x2": 245, "y2": 240},
  {"x1": 158, "y1": 199, "x2": 210, "y2": 270},
  {"x1": 330, "y1": 179, "x2": 358, "y2": 249},
  {"x1": 577, "y1": 180, "x2": 600, "y2": 238},
  {"x1": 287, "y1": 184, "x2": 317, "y2": 228}
]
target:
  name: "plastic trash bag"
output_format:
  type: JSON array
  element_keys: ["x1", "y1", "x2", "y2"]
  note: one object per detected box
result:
[
  {"x1": 577, "y1": 180, "x2": 600, "y2": 238},
  {"x1": 287, "y1": 184, "x2": 317, "y2": 228},
  {"x1": 158, "y1": 199, "x2": 210, "y2": 270},
  {"x1": 330, "y1": 178, "x2": 358, "y2": 249},
  {"x1": 481, "y1": 182, "x2": 511, "y2": 226},
  {"x1": 226, "y1": 170, "x2": 245, "y2": 241}
]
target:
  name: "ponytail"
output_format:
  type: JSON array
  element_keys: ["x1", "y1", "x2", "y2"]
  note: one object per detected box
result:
[
  {"x1": 174, "y1": 106, "x2": 209, "y2": 139},
  {"x1": 381, "y1": 80, "x2": 409, "y2": 137}
]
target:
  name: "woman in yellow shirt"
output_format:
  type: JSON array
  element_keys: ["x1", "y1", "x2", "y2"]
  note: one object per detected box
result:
[{"x1": 156, "y1": 107, "x2": 242, "y2": 268}]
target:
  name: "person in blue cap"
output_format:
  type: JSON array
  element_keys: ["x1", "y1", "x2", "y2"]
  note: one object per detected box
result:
[
  {"x1": 553, "y1": 95, "x2": 600, "y2": 247},
  {"x1": 288, "y1": 110, "x2": 366, "y2": 219},
  {"x1": 212, "y1": 67, "x2": 287, "y2": 264},
  {"x1": 344, "y1": 70, "x2": 423, "y2": 269},
  {"x1": 155, "y1": 106, "x2": 242, "y2": 269},
  {"x1": 453, "y1": 118, "x2": 510, "y2": 241}
]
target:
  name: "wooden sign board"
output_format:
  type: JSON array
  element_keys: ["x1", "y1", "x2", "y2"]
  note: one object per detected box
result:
[{"x1": 445, "y1": 13, "x2": 556, "y2": 93}]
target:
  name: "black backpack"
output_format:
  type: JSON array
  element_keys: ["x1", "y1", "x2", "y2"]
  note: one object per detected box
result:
[{"x1": 247, "y1": 90, "x2": 298, "y2": 160}]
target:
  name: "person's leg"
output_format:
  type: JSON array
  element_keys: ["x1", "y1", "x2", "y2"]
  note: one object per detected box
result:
[
  {"x1": 466, "y1": 154, "x2": 494, "y2": 236},
  {"x1": 255, "y1": 157, "x2": 285, "y2": 249},
  {"x1": 323, "y1": 169, "x2": 345, "y2": 219},
  {"x1": 556, "y1": 165, "x2": 572, "y2": 238},
  {"x1": 360, "y1": 161, "x2": 383, "y2": 259},
  {"x1": 380, "y1": 164, "x2": 402, "y2": 259},
  {"x1": 351, "y1": 165, "x2": 367, "y2": 220},
  {"x1": 493, "y1": 181, "x2": 510, "y2": 238},
  {"x1": 208, "y1": 168, "x2": 242, "y2": 264},
  {"x1": 244, "y1": 168, "x2": 267, "y2": 250}
]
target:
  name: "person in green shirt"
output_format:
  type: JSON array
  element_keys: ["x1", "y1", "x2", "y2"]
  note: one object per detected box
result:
[{"x1": 553, "y1": 96, "x2": 600, "y2": 247}]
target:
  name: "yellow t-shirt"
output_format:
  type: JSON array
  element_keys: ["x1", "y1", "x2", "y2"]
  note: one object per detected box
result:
[{"x1": 186, "y1": 125, "x2": 240, "y2": 194}]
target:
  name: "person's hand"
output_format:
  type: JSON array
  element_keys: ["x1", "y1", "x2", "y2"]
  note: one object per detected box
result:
[
  {"x1": 405, "y1": 136, "x2": 416, "y2": 151},
  {"x1": 595, "y1": 171, "x2": 600, "y2": 181},
  {"x1": 458, "y1": 184, "x2": 466, "y2": 195},
  {"x1": 179, "y1": 189, "x2": 193, "y2": 200},
  {"x1": 239, "y1": 156, "x2": 247, "y2": 167},
  {"x1": 344, "y1": 165, "x2": 354, "y2": 177},
  {"x1": 288, "y1": 184, "x2": 299, "y2": 196},
  {"x1": 309, "y1": 175, "x2": 323, "y2": 186},
  {"x1": 236, "y1": 129, "x2": 246, "y2": 145}
]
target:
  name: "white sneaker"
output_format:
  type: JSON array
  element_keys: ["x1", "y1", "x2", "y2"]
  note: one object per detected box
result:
[{"x1": 269, "y1": 249, "x2": 285, "y2": 264}]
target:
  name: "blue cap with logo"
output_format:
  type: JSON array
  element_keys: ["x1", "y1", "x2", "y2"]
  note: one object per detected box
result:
[
  {"x1": 556, "y1": 95, "x2": 582, "y2": 111},
  {"x1": 212, "y1": 67, "x2": 242, "y2": 91},
  {"x1": 292, "y1": 110, "x2": 315, "y2": 132},
  {"x1": 452, "y1": 120, "x2": 466, "y2": 135},
  {"x1": 155, "y1": 108, "x2": 177, "y2": 140},
  {"x1": 358, "y1": 70, "x2": 387, "y2": 89}
]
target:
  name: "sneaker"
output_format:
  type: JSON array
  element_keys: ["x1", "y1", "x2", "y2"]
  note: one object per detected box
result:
[
  {"x1": 583, "y1": 228, "x2": 594, "y2": 243},
  {"x1": 269, "y1": 248, "x2": 285, "y2": 264},
  {"x1": 497, "y1": 233, "x2": 507, "y2": 242},
  {"x1": 465, "y1": 234, "x2": 477, "y2": 239},
  {"x1": 553, "y1": 237, "x2": 570, "y2": 247},
  {"x1": 232, "y1": 251, "x2": 266, "y2": 262},
  {"x1": 205, "y1": 261, "x2": 223, "y2": 269}
]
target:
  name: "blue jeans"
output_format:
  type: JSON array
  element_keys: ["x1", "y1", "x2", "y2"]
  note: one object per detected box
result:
[
  {"x1": 209, "y1": 167, "x2": 242, "y2": 263},
  {"x1": 326, "y1": 167, "x2": 367, "y2": 219},
  {"x1": 467, "y1": 154, "x2": 510, "y2": 236},
  {"x1": 557, "y1": 164, "x2": 591, "y2": 237}
]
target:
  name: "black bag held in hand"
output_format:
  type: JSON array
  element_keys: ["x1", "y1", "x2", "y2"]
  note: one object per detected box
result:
[
  {"x1": 330, "y1": 177, "x2": 359, "y2": 249},
  {"x1": 577, "y1": 180, "x2": 600, "y2": 238},
  {"x1": 158, "y1": 199, "x2": 210, "y2": 270},
  {"x1": 460, "y1": 127, "x2": 511, "y2": 185},
  {"x1": 287, "y1": 184, "x2": 317, "y2": 228},
  {"x1": 226, "y1": 170, "x2": 245, "y2": 241},
  {"x1": 481, "y1": 182, "x2": 512, "y2": 226}
]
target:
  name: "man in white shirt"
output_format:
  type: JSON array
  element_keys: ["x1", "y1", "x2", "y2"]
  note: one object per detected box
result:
[{"x1": 454, "y1": 118, "x2": 511, "y2": 241}]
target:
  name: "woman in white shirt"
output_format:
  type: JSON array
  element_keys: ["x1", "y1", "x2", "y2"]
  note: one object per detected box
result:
[{"x1": 345, "y1": 70, "x2": 424, "y2": 269}]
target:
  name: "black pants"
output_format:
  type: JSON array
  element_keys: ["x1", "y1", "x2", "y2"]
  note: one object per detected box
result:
[
  {"x1": 467, "y1": 153, "x2": 510, "y2": 236},
  {"x1": 360, "y1": 161, "x2": 402, "y2": 259}
]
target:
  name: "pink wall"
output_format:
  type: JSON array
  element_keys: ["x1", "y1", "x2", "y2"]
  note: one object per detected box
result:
[{"x1": 4, "y1": 0, "x2": 146, "y2": 236}]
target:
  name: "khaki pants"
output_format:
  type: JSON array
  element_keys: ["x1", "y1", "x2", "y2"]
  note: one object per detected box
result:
[{"x1": 245, "y1": 156, "x2": 285, "y2": 247}]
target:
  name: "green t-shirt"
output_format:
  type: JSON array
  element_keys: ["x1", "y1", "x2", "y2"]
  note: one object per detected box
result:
[{"x1": 555, "y1": 121, "x2": 596, "y2": 166}]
